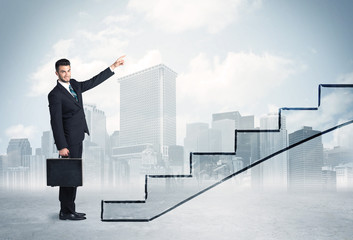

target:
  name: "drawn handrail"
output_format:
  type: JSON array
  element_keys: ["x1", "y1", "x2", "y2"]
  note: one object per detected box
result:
[{"x1": 101, "y1": 84, "x2": 353, "y2": 222}]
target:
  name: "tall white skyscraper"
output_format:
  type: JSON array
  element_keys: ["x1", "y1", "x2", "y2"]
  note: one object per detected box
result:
[{"x1": 118, "y1": 64, "x2": 177, "y2": 154}]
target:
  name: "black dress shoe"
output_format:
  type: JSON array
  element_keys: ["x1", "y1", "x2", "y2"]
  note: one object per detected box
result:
[
  {"x1": 74, "y1": 212, "x2": 86, "y2": 217},
  {"x1": 59, "y1": 212, "x2": 86, "y2": 220}
]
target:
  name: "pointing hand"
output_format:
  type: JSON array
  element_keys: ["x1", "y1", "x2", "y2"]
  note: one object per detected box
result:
[{"x1": 110, "y1": 55, "x2": 126, "y2": 70}]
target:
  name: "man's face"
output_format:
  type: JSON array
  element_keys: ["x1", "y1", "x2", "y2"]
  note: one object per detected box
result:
[{"x1": 55, "y1": 65, "x2": 71, "y2": 83}]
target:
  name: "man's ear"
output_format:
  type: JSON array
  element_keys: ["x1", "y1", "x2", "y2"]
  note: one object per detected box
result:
[{"x1": 55, "y1": 71, "x2": 59, "y2": 77}]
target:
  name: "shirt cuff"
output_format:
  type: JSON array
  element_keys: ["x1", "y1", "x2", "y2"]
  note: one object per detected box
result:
[{"x1": 109, "y1": 66, "x2": 115, "y2": 72}]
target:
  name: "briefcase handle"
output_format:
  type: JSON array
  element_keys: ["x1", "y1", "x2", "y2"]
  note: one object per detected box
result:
[{"x1": 58, "y1": 153, "x2": 70, "y2": 158}]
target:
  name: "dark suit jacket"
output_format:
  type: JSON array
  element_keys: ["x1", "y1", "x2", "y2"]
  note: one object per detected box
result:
[{"x1": 48, "y1": 67, "x2": 114, "y2": 150}]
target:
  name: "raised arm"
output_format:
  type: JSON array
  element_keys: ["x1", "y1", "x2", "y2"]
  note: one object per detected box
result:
[{"x1": 80, "y1": 55, "x2": 126, "y2": 93}]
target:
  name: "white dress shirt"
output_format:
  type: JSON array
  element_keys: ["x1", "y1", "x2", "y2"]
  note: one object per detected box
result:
[{"x1": 58, "y1": 80, "x2": 73, "y2": 95}]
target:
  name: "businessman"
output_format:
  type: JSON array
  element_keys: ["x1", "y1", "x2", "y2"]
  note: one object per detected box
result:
[{"x1": 48, "y1": 55, "x2": 125, "y2": 220}]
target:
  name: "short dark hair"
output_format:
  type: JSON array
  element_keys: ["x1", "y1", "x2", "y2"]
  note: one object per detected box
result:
[{"x1": 55, "y1": 59, "x2": 70, "y2": 72}]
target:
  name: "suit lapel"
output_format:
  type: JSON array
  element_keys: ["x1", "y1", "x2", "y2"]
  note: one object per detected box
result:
[{"x1": 56, "y1": 81, "x2": 81, "y2": 108}]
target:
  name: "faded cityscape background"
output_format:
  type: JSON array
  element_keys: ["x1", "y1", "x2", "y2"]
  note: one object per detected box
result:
[{"x1": 1, "y1": 64, "x2": 353, "y2": 195}]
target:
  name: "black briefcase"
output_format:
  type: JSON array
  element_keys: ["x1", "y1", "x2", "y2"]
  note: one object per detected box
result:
[{"x1": 46, "y1": 157, "x2": 83, "y2": 187}]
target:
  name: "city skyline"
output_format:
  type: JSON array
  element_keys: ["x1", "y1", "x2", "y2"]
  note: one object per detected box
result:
[
  {"x1": 2, "y1": 89, "x2": 353, "y2": 191},
  {"x1": 2, "y1": 119, "x2": 352, "y2": 191}
]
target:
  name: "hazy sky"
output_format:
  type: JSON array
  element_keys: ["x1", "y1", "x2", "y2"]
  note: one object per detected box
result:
[{"x1": 1, "y1": 0, "x2": 353, "y2": 154}]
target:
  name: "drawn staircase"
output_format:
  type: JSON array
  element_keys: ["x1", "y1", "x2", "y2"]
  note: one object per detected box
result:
[{"x1": 101, "y1": 84, "x2": 353, "y2": 221}]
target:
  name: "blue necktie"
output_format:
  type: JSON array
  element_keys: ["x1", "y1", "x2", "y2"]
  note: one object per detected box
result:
[{"x1": 69, "y1": 85, "x2": 78, "y2": 102}]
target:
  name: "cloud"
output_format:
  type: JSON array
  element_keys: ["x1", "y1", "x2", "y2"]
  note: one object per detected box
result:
[
  {"x1": 267, "y1": 104, "x2": 280, "y2": 114},
  {"x1": 118, "y1": 49, "x2": 162, "y2": 76},
  {"x1": 53, "y1": 39, "x2": 75, "y2": 57},
  {"x1": 177, "y1": 51, "x2": 295, "y2": 109},
  {"x1": 28, "y1": 60, "x2": 57, "y2": 97},
  {"x1": 79, "y1": 11, "x2": 89, "y2": 18},
  {"x1": 28, "y1": 39, "x2": 76, "y2": 97},
  {"x1": 284, "y1": 88, "x2": 353, "y2": 134},
  {"x1": 103, "y1": 15, "x2": 132, "y2": 25},
  {"x1": 76, "y1": 28, "x2": 130, "y2": 61},
  {"x1": 5, "y1": 124, "x2": 37, "y2": 139},
  {"x1": 28, "y1": 21, "x2": 133, "y2": 97},
  {"x1": 332, "y1": 123, "x2": 353, "y2": 149},
  {"x1": 174, "y1": 51, "x2": 296, "y2": 143},
  {"x1": 336, "y1": 72, "x2": 353, "y2": 84},
  {"x1": 128, "y1": 0, "x2": 260, "y2": 33}
]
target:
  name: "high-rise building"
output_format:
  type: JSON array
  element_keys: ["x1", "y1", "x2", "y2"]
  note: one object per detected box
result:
[
  {"x1": 83, "y1": 144, "x2": 105, "y2": 188},
  {"x1": 184, "y1": 123, "x2": 209, "y2": 150},
  {"x1": 212, "y1": 119, "x2": 235, "y2": 152},
  {"x1": 80, "y1": 104, "x2": 107, "y2": 188},
  {"x1": 212, "y1": 111, "x2": 257, "y2": 167},
  {"x1": 107, "y1": 130, "x2": 120, "y2": 158},
  {"x1": 288, "y1": 126, "x2": 324, "y2": 191},
  {"x1": 184, "y1": 122, "x2": 209, "y2": 163},
  {"x1": 111, "y1": 64, "x2": 176, "y2": 184},
  {"x1": 41, "y1": 131, "x2": 57, "y2": 159},
  {"x1": 258, "y1": 114, "x2": 288, "y2": 190},
  {"x1": 0, "y1": 155, "x2": 5, "y2": 187},
  {"x1": 184, "y1": 123, "x2": 222, "y2": 152},
  {"x1": 198, "y1": 129, "x2": 222, "y2": 152},
  {"x1": 23, "y1": 155, "x2": 46, "y2": 190},
  {"x1": 324, "y1": 146, "x2": 353, "y2": 167},
  {"x1": 7, "y1": 138, "x2": 32, "y2": 167},
  {"x1": 35, "y1": 148, "x2": 42, "y2": 156},
  {"x1": 212, "y1": 111, "x2": 254, "y2": 129},
  {"x1": 118, "y1": 64, "x2": 177, "y2": 154},
  {"x1": 110, "y1": 131, "x2": 120, "y2": 149},
  {"x1": 84, "y1": 104, "x2": 107, "y2": 152},
  {"x1": 213, "y1": 111, "x2": 242, "y2": 125},
  {"x1": 168, "y1": 145, "x2": 184, "y2": 167},
  {"x1": 322, "y1": 166, "x2": 336, "y2": 192},
  {"x1": 335, "y1": 163, "x2": 353, "y2": 191},
  {"x1": 211, "y1": 111, "x2": 257, "y2": 189}
]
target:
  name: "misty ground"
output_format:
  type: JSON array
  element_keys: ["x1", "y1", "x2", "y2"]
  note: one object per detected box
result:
[{"x1": 0, "y1": 181, "x2": 352, "y2": 240}]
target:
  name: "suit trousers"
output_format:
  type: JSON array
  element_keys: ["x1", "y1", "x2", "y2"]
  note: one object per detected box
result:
[{"x1": 59, "y1": 142, "x2": 83, "y2": 214}]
